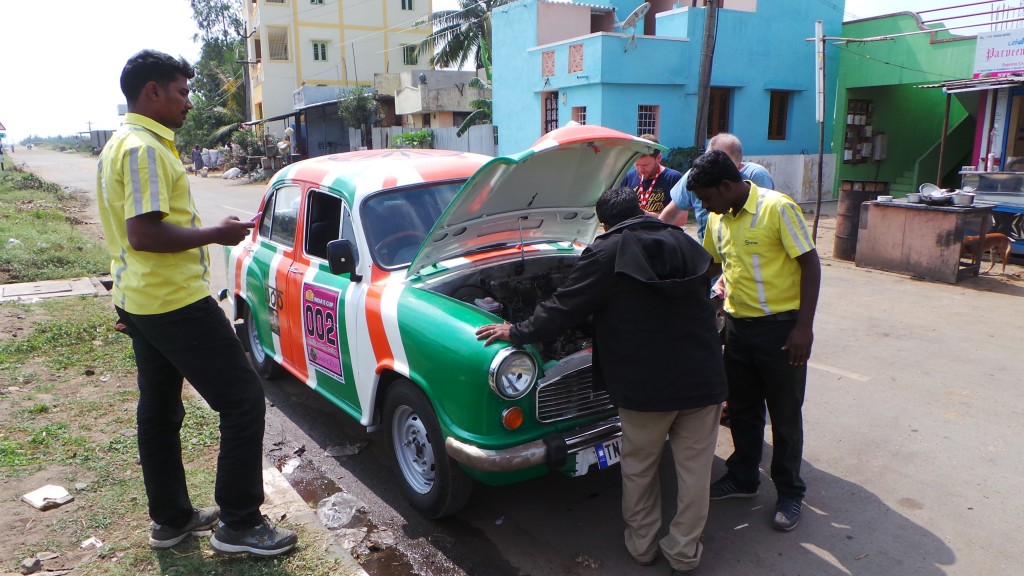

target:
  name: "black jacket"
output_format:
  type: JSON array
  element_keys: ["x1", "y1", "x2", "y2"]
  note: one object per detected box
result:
[{"x1": 509, "y1": 215, "x2": 727, "y2": 411}]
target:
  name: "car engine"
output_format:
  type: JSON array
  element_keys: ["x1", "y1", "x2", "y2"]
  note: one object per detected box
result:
[{"x1": 431, "y1": 256, "x2": 593, "y2": 362}]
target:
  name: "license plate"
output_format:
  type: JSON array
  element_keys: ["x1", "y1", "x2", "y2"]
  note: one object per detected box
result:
[{"x1": 594, "y1": 437, "x2": 622, "y2": 469}]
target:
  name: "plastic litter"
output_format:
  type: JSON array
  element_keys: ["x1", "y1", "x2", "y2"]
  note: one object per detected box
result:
[{"x1": 316, "y1": 492, "x2": 365, "y2": 529}]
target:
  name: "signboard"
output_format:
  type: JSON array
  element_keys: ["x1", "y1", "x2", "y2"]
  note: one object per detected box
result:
[{"x1": 974, "y1": 28, "x2": 1024, "y2": 78}]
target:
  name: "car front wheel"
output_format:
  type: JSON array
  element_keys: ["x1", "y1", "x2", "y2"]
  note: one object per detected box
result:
[
  {"x1": 384, "y1": 379, "x2": 472, "y2": 519},
  {"x1": 243, "y1": 304, "x2": 282, "y2": 379}
]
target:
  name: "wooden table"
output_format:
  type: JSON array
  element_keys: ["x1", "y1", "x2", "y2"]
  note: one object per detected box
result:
[{"x1": 854, "y1": 200, "x2": 994, "y2": 283}]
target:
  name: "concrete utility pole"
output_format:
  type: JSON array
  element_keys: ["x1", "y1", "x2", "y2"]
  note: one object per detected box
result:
[
  {"x1": 813, "y1": 19, "x2": 825, "y2": 242},
  {"x1": 693, "y1": 0, "x2": 719, "y2": 148}
]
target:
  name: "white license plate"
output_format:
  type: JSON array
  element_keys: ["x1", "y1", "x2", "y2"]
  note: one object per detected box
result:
[{"x1": 594, "y1": 437, "x2": 622, "y2": 469}]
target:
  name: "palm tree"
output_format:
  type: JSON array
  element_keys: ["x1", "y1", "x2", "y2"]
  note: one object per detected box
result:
[
  {"x1": 414, "y1": 0, "x2": 514, "y2": 70},
  {"x1": 457, "y1": 41, "x2": 492, "y2": 137}
]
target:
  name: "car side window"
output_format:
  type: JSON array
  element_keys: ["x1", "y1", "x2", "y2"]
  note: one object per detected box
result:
[
  {"x1": 269, "y1": 184, "x2": 301, "y2": 248},
  {"x1": 305, "y1": 190, "x2": 343, "y2": 260},
  {"x1": 258, "y1": 190, "x2": 275, "y2": 238},
  {"x1": 340, "y1": 205, "x2": 355, "y2": 243}
]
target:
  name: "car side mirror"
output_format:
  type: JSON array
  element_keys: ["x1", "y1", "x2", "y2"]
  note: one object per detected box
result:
[{"x1": 326, "y1": 239, "x2": 362, "y2": 282}]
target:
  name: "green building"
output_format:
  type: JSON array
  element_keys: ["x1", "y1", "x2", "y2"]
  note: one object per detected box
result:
[{"x1": 832, "y1": 11, "x2": 977, "y2": 197}]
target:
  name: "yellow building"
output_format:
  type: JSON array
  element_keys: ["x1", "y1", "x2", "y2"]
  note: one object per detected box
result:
[{"x1": 244, "y1": 0, "x2": 432, "y2": 121}]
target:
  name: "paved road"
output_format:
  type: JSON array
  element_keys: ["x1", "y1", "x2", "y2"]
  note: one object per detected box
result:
[{"x1": 15, "y1": 147, "x2": 1024, "y2": 576}]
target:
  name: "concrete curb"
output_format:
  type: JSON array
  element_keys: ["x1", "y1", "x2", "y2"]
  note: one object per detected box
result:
[{"x1": 262, "y1": 459, "x2": 369, "y2": 575}]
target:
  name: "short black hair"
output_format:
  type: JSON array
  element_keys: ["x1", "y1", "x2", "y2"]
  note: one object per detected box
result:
[
  {"x1": 120, "y1": 50, "x2": 195, "y2": 103},
  {"x1": 686, "y1": 149, "x2": 742, "y2": 191},
  {"x1": 596, "y1": 187, "x2": 643, "y2": 227}
]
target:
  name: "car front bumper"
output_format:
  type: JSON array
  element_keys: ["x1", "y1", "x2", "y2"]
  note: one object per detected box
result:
[{"x1": 444, "y1": 416, "x2": 622, "y2": 474}]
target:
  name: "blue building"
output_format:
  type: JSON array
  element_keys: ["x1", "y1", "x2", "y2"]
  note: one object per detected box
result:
[{"x1": 491, "y1": 0, "x2": 844, "y2": 201}]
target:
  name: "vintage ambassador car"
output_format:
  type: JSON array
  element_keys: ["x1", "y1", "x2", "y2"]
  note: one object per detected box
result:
[{"x1": 225, "y1": 124, "x2": 661, "y2": 518}]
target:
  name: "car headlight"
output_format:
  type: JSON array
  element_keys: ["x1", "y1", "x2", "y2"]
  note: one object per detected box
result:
[{"x1": 488, "y1": 348, "x2": 537, "y2": 400}]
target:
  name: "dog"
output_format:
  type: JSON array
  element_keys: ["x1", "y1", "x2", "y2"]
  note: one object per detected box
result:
[{"x1": 961, "y1": 232, "x2": 1013, "y2": 274}]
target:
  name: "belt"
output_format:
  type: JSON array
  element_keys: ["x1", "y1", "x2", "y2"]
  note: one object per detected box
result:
[{"x1": 728, "y1": 310, "x2": 799, "y2": 322}]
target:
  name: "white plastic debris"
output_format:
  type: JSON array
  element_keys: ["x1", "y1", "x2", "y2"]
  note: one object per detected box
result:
[
  {"x1": 734, "y1": 523, "x2": 749, "y2": 530},
  {"x1": 7, "y1": 238, "x2": 23, "y2": 247},
  {"x1": 79, "y1": 536, "x2": 103, "y2": 549},
  {"x1": 316, "y1": 492, "x2": 364, "y2": 529},
  {"x1": 222, "y1": 167, "x2": 242, "y2": 179},
  {"x1": 280, "y1": 456, "x2": 301, "y2": 474},
  {"x1": 21, "y1": 485, "x2": 74, "y2": 510},
  {"x1": 325, "y1": 443, "x2": 365, "y2": 457}
]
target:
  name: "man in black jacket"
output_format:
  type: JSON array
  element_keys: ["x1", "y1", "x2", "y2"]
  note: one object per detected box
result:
[{"x1": 477, "y1": 187, "x2": 727, "y2": 576}]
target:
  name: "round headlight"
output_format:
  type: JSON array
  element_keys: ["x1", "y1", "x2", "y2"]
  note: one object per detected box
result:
[{"x1": 488, "y1": 348, "x2": 537, "y2": 400}]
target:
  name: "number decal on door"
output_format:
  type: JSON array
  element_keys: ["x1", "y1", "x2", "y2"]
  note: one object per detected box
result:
[{"x1": 301, "y1": 283, "x2": 344, "y2": 381}]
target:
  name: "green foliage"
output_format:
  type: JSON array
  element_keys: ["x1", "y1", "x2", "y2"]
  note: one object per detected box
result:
[
  {"x1": 391, "y1": 129, "x2": 434, "y2": 149},
  {"x1": 189, "y1": 0, "x2": 244, "y2": 47},
  {"x1": 457, "y1": 41, "x2": 493, "y2": 137},
  {"x1": 178, "y1": 38, "x2": 247, "y2": 153},
  {"x1": 337, "y1": 85, "x2": 379, "y2": 149},
  {"x1": 663, "y1": 146, "x2": 703, "y2": 173},
  {"x1": 415, "y1": 0, "x2": 515, "y2": 70}
]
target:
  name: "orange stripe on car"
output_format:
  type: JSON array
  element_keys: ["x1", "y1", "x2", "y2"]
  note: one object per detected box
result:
[{"x1": 364, "y1": 266, "x2": 395, "y2": 374}]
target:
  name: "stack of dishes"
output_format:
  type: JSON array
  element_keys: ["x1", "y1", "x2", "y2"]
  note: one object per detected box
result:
[{"x1": 918, "y1": 183, "x2": 954, "y2": 206}]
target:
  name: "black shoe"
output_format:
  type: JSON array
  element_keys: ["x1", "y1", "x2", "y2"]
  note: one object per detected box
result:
[
  {"x1": 773, "y1": 496, "x2": 802, "y2": 531},
  {"x1": 210, "y1": 517, "x2": 298, "y2": 556},
  {"x1": 149, "y1": 506, "x2": 220, "y2": 548},
  {"x1": 709, "y1": 474, "x2": 757, "y2": 500}
]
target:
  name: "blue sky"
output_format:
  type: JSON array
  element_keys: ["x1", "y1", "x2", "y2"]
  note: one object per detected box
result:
[{"x1": 0, "y1": 0, "x2": 948, "y2": 142}]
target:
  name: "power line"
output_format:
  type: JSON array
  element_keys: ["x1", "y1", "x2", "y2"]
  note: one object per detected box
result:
[{"x1": 834, "y1": 43, "x2": 963, "y2": 81}]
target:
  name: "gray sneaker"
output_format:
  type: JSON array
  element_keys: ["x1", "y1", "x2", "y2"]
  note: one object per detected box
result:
[
  {"x1": 148, "y1": 506, "x2": 220, "y2": 548},
  {"x1": 210, "y1": 517, "x2": 298, "y2": 556}
]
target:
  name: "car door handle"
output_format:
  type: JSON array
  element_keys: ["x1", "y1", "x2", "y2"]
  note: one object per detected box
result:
[{"x1": 287, "y1": 266, "x2": 301, "y2": 274}]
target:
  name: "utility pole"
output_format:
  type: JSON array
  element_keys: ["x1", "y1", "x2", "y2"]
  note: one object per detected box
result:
[
  {"x1": 693, "y1": 0, "x2": 719, "y2": 148},
  {"x1": 813, "y1": 19, "x2": 825, "y2": 242},
  {"x1": 238, "y1": 59, "x2": 255, "y2": 123}
]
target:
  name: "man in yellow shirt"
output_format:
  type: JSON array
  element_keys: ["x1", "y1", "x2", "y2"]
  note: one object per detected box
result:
[
  {"x1": 97, "y1": 49, "x2": 296, "y2": 555},
  {"x1": 687, "y1": 150, "x2": 820, "y2": 532}
]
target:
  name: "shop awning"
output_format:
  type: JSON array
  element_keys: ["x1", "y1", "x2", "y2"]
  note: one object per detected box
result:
[
  {"x1": 242, "y1": 110, "x2": 302, "y2": 127},
  {"x1": 918, "y1": 74, "x2": 1024, "y2": 93}
]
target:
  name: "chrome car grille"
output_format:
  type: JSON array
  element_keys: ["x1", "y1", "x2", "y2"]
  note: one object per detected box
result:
[{"x1": 536, "y1": 364, "x2": 613, "y2": 423}]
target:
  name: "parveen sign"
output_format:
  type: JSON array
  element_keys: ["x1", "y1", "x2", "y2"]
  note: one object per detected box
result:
[{"x1": 974, "y1": 28, "x2": 1024, "y2": 78}]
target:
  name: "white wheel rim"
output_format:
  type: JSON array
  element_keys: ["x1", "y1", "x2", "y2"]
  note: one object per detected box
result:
[
  {"x1": 247, "y1": 309, "x2": 267, "y2": 364},
  {"x1": 391, "y1": 405, "x2": 435, "y2": 494}
]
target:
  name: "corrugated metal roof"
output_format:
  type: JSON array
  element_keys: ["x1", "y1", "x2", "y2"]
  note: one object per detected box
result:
[
  {"x1": 539, "y1": 0, "x2": 614, "y2": 12},
  {"x1": 918, "y1": 74, "x2": 1024, "y2": 93}
]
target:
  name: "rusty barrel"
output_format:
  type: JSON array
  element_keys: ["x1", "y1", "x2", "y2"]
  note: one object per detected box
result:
[{"x1": 833, "y1": 187, "x2": 872, "y2": 261}]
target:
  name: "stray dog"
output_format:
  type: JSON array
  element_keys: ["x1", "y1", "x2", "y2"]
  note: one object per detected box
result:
[{"x1": 962, "y1": 233, "x2": 1013, "y2": 274}]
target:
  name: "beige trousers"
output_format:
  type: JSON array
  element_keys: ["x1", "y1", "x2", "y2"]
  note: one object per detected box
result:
[{"x1": 619, "y1": 404, "x2": 722, "y2": 572}]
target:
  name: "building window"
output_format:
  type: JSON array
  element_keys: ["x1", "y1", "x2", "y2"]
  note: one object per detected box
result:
[
  {"x1": 708, "y1": 87, "x2": 731, "y2": 137},
  {"x1": 312, "y1": 41, "x2": 328, "y2": 61},
  {"x1": 768, "y1": 90, "x2": 789, "y2": 140},
  {"x1": 311, "y1": 0, "x2": 323, "y2": 3},
  {"x1": 569, "y1": 44, "x2": 584, "y2": 73},
  {"x1": 267, "y1": 26, "x2": 289, "y2": 61},
  {"x1": 542, "y1": 50, "x2": 555, "y2": 77},
  {"x1": 401, "y1": 0, "x2": 413, "y2": 9},
  {"x1": 543, "y1": 91, "x2": 559, "y2": 134},
  {"x1": 637, "y1": 105, "x2": 659, "y2": 137},
  {"x1": 572, "y1": 106, "x2": 587, "y2": 125},
  {"x1": 266, "y1": 0, "x2": 285, "y2": 3},
  {"x1": 403, "y1": 44, "x2": 418, "y2": 65}
]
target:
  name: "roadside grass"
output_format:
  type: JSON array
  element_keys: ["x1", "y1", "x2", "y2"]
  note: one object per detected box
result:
[
  {"x1": 0, "y1": 170, "x2": 109, "y2": 283},
  {"x1": 0, "y1": 175, "x2": 348, "y2": 575}
]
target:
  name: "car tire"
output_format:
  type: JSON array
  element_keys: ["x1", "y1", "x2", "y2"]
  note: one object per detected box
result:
[
  {"x1": 384, "y1": 379, "x2": 473, "y2": 519},
  {"x1": 242, "y1": 304, "x2": 282, "y2": 380}
]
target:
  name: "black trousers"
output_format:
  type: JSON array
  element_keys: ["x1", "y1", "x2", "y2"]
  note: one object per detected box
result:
[
  {"x1": 722, "y1": 314, "x2": 807, "y2": 499},
  {"x1": 116, "y1": 297, "x2": 266, "y2": 529}
]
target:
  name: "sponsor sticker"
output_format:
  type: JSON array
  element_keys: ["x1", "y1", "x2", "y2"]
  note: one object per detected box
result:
[{"x1": 302, "y1": 283, "x2": 344, "y2": 382}]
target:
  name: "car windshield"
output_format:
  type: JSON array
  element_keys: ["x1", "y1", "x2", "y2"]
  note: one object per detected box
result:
[{"x1": 362, "y1": 180, "x2": 466, "y2": 269}]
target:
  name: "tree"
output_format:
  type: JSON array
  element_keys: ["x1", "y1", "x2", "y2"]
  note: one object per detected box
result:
[
  {"x1": 414, "y1": 0, "x2": 515, "y2": 70},
  {"x1": 189, "y1": 0, "x2": 244, "y2": 48},
  {"x1": 182, "y1": 0, "x2": 248, "y2": 154},
  {"x1": 456, "y1": 41, "x2": 492, "y2": 137},
  {"x1": 337, "y1": 86, "x2": 380, "y2": 150}
]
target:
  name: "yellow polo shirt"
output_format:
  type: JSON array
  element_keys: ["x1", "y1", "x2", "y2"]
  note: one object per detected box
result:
[
  {"x1": 96, "y1": 113, "x2": 210, "y2": 314},
  {"x1": 702, "y1": 183, "x2": 815, "y2": 318}
]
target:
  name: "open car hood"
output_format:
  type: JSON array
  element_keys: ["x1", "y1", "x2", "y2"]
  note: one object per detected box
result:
[{"x1": 407, "y1": 124, "x2": 664, "y2": 277}]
